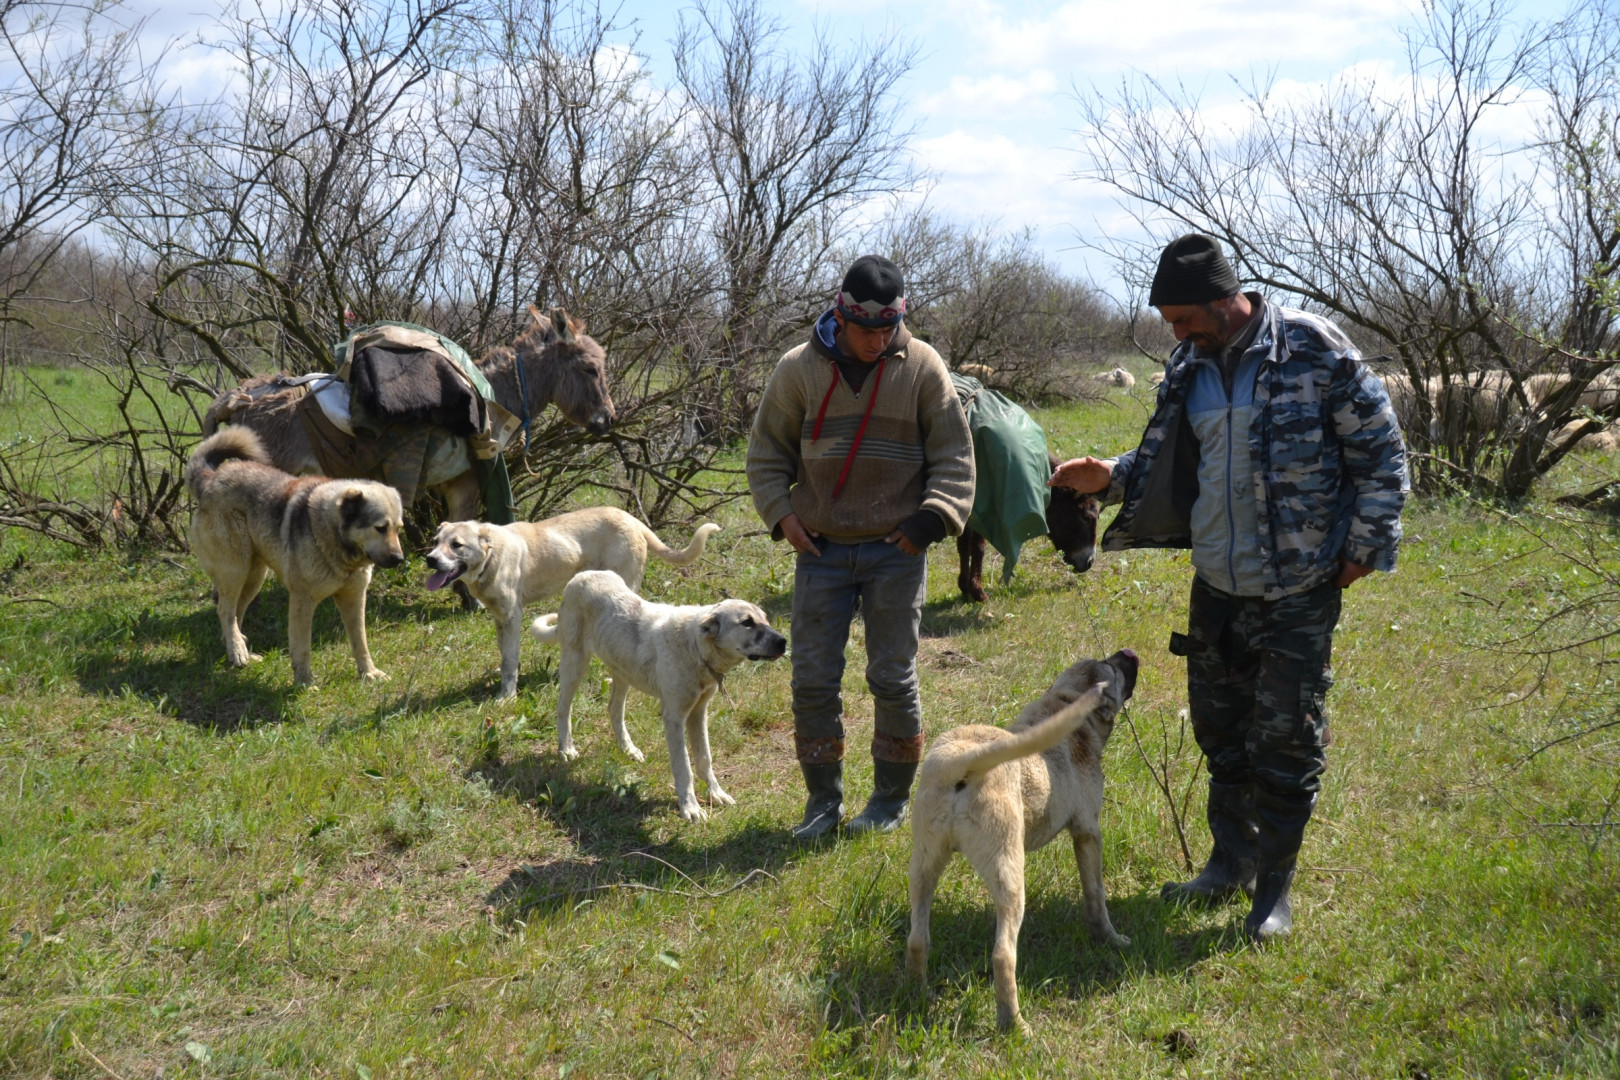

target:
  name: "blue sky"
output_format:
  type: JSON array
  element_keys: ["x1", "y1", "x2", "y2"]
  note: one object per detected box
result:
[{"x1": 122, "y1": 0, "x2": 1574, "y2": 284}]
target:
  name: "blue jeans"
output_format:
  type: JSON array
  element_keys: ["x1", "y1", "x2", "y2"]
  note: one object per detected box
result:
[{"x1": 790, "y1": 538, "x2": 928, "y2": 764}]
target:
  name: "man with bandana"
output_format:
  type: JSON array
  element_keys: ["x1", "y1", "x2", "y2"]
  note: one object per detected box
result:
[
  {"x1": 1051, "y1": 234, "x2": 1407, "y2": 941},
  {"x1": 747, "y1": 255, "x2": 976, "y2": 839}
]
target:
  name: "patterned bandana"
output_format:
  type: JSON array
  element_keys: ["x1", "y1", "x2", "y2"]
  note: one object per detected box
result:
[{"x1": 835, "y1": 290, "x2": 907, "y2": 328}]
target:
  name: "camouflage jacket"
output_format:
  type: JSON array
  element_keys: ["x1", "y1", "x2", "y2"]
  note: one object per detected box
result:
[{"x1": 1101, "y1": 299, "x2": 1408, "y2": 598}]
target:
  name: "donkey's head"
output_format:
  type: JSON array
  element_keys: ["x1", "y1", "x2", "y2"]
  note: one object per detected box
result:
[
  {"x1": 517, "y1": 305, "x2": 615, "y2": 435},
  {"x1": 1045, "y1": 453, "x2": 1099, "y2": 573}
]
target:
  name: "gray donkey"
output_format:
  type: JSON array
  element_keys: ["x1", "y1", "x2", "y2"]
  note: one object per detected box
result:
[{"x1": 201, "y1": 307, "x2": 615, "y2": 521}]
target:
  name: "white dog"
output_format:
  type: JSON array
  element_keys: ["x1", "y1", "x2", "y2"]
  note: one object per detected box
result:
[
  {"x1": 530, "y1": 570, "x2": 787, "y2": 821},
  {"x1": 424, "y1": 508, "x2": 719, "y2": 699},
  {"x1": 1092, "y1": 365, "x2": 1136, "y2": 389},
  {"x1": 906, "y1": 648, "x2": 1138, "y2": 1033}
]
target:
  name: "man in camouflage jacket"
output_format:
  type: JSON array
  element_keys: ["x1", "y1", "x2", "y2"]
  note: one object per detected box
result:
[{"x1": 1052, "y1": 234, "x2": 1407, "y2": 942}]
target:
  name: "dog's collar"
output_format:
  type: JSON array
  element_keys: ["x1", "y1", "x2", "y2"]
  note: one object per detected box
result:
[{"x1": 702, "y1": 656, "x2": 728, "y2": 687}]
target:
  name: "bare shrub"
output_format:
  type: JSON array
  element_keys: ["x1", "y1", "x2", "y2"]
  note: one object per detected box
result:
[
  {"x1": 879, "y1": 210, "x2": 1129, "y2": 402},
  {"x1": 0, "y1": 0, "x2": 156, "y2": 399},
  {"x1": 1074, "y1": 0, "x2": 1620, "y2": 498},
  {"x1": 1, "y1": 0, "x2": 933, "y2": 547}
]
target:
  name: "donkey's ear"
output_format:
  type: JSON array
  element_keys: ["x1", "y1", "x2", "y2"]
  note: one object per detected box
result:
[
  {"x1": 547, "y1": 306, "x2": 576, "y2": 344},
  {"x1": 567, "y1": 314, "x2": 586, "y2": 337},
  {"x1": 527, "y1": 304, "x2": 551, "y2": 334}
]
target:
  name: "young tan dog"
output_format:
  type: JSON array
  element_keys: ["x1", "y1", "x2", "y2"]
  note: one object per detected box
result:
[
  {"x1": 185, "y1": 428, "x2": 405, "y2": 686},
  {"x1": 906, "y1": 648, "x2": 1138, "y2": 1034},
  {"x1": 424, "y1": 508, "x2": 719, "y2": 699}
]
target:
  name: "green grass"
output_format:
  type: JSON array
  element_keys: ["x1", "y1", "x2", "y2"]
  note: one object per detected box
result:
[{"x1": 2, "y1": 361, "x2": 1619, "y2": 1077}]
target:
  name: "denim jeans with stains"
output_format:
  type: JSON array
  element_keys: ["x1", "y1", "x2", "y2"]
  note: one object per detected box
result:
[{"x1": 789, "y1": 538, "x2": 928, "y2": 766}]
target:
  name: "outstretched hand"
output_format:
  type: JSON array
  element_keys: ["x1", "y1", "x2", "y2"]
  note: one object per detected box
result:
[{"x1": 1048, "y1": 456, "x2": 1112, "y2": 494}]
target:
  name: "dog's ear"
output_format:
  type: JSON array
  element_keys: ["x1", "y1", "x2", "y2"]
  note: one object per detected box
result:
[
  {"x1": 339, "y1": 489, "x2": 367, "y2": 528},
  {"x1": 699, "y1": 611, "x2": 721, "y2": 638}
]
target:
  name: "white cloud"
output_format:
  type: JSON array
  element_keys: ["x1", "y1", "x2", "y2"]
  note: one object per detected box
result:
[
  {"x1": 968, "y1": 0, "x2": 1414, "y2": 75},
  {"x1": 918, "y1": 69, "x2": 1061, "y2": 119}
]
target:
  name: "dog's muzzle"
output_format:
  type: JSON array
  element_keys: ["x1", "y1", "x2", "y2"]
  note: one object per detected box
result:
[
  {"x1": 423, "y1": 552, "x2": 465, "y2": 591},
  {"x1": 1109, "y1": 648, "x2": 1140, "y2": 698},
  {"x1": 749, "y1": 632, "x2": 788, "y2": 661}
]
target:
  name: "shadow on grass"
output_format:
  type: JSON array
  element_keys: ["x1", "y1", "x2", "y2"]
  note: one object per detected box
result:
[
  {"x1": 69, "y1": 581, "x2": 449, "y2": 732},
  {"x1": 475, "y1": 750, "x2": 834, "y2": 919},
  {"x1": 808, "y1": 885, "x2": 1238, "y2": 1038},
  {"x1": 920, "y1": 597, "x2": 998, "y2": 637}
]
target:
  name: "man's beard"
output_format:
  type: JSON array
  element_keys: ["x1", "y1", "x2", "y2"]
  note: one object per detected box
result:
[{"x1": 1190, "y1": 308, "x2": 1237, "y2": 352}]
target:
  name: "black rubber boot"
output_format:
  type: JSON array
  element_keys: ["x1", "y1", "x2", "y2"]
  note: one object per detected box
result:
[
  {"x1": 1244, "y1": 788, "x2": 1315, "y2": 943},
  {"x1": 791, "y1": 762, "x2": 844, "y2": 840},
  {"x1": 1161, "y1": 781, "x2": 1258, "y2": 906},
  {"x1": 846, "y1": 759, "x2": 917, "y2": 836}
]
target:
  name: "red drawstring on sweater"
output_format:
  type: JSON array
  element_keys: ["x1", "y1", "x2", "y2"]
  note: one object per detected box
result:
[{"x1": 810, "y1": 357, "x2": 887, "y2": 500}]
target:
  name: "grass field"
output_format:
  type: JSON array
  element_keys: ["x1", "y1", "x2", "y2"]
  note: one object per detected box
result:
[{"x1": 2, "y1": 365, "x2": 1619, "y2": 1078}]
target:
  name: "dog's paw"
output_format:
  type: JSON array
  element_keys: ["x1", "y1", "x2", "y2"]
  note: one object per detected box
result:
[
  {"x1": 559, "y1": 743, "x2": 581, "y2": 761},
  {"x1": 246, "y1": 652, "x2": 264, "y2": 664},
  {"x1": 678, "y1": 801, "x2": 709, "y2": 822},
  {"x1": 361, "y1": 669, "x2": 390, "y2": 683},
  {"x1": 709, "y1": 787, "x2": 735, "y2": 807},
  {"x1": 621, "y1": 744, "x2": 646, "y2": 763}
]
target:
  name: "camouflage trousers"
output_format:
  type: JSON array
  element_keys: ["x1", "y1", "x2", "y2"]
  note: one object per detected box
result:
[{"x1": 1170, "y1": 576, "x2": 1341, "y2": 798}]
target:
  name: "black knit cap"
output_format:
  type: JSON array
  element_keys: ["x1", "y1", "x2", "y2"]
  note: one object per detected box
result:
[
  {"x1": 836, "y1": 255, "x2": 907, "y2": 327},
  {"x1": 1148, "y1": 233, "x2": 1241, "y2": 307}
]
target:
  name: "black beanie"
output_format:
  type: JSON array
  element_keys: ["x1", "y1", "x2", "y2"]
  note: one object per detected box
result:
[
  {"x1": 1148, "y1": 233, "x2": 1240, "y2": 307},
  {"x1": 836, "y1": 255, "x2": 907, "y2": 327}
]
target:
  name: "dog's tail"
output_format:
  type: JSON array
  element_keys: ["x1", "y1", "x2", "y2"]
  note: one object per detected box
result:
[
  {"x1": 201, "y1": 386, "x2": 251, "y2": 438},
  {"x1": 646, "y1": 522, "x2": 721, "y2": 567},
  {"x1": 529, "y1": 613, "x2": 560, "y2": 644},
  {"x1": 186, "y1": 428, "x2": 270, "y2": 496},
  {"x1": 933, "y1": 683, "x2": 1109, "y2": 784}
]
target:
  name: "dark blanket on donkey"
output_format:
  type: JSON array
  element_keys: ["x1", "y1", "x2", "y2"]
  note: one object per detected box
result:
[
  {"x1": 950, "y1": 372, "x2": 1052, "y2": 584},
  {"x1": 348, "y1": 345, "x2": 482, "y2": 439}
]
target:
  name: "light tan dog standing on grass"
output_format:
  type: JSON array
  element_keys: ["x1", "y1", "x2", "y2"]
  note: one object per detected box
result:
[
  {"x1": 424, "y1": 508, "x2": 720, "y2": 700},
  {"x1": 530, "y1": 569, "x2": 786, "y2": 821},
  {"x1": 185, "y1": 428, "x2": 405, "y2": 686},
  {"x1": 906, "y1": 647, "x2": 1139, "y2": 1034}
]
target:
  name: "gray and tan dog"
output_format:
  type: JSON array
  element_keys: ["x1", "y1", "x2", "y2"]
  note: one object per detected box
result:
[
  {"x1": 530, "y1": 569, "x2": 786, "y2": 821},
  {"x1": 185, "y1": 428, "x2": 405, "y2": 686},
  {"x1": 424, "y1": 508, "x2": 720, "y2": 699},
  {"x1": 906, "y1": 648, "x2": 1139, "y2": 1033}
]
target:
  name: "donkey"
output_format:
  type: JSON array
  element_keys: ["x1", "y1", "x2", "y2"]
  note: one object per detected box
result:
[
  {"x1": 201, "y1": 307, "x2": 615, "y2": 522},
  {"x1": 957, "y1": 451, "x2": 1100, "y2": 603}
]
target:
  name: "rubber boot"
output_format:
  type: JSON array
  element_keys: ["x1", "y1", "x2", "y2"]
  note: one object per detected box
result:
[
  {"x1": 1160, "y1": 781, "x2": 1258, "y2": 906},
  {"x1": 791, "y1": 762, "x2": 844, "y2": 840},
  {"x1": 846, "y1": 759, "x2": 917, "y2": 836},
  {"x1": 1244, "y1": 788, "x2": 1315, "y2": 943}
]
